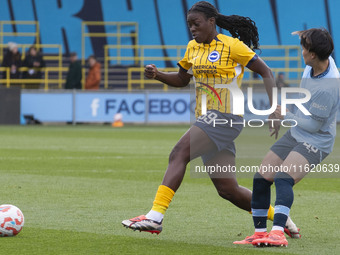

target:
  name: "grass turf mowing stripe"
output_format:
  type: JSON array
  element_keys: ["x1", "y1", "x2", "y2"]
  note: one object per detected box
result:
[{"x1": 0, "y1": 125, "x2": 339, "y2": 254}]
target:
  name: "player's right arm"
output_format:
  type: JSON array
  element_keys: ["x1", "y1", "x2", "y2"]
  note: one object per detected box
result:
[{"x1": 144, "y1": 64, "x2": 191, "y2": 87}]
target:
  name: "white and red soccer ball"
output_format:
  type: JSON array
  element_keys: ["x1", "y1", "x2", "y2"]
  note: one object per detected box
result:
[{"x1": 0, "y1": 204, "x2": 24, "y2": 237}]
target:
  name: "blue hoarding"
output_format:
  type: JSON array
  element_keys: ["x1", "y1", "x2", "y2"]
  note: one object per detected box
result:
[
  {"x1": 21, "y1": 93, "x2": 73, "y2": 122},
  {"x1": 20, "y1": 91, "x2": 194, "y2": 123},
  {"x1": 147, "y1": 93, "x2": 192, "y2": 123},
  {"x1": 75, "y1": 93, "x2": 145, "y2": 122},
  {"x1": 21, "y1": 91, "x2": 340, "y2": 123}
]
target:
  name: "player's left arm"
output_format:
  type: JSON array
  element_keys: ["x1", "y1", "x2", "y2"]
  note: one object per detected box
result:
[
  {"x1": 247, "y1": 57, "x2": 275, "y2": 105},
  {"x1": 230, "y1": 39, "x2": 276, "y2": 105},
  {"x1": 230, "y1": 39, "x2": 279, "y2": 137},
  {"x1": 247, "y1": 57, "x2": 280, "y2": 138}
]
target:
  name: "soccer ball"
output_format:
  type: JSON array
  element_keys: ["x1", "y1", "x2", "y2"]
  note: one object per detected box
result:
[{"x1": 0, "y1": 204, "x2": 24, "y2": 237}]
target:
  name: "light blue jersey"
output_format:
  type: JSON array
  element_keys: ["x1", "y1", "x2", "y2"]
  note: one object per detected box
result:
[{"x1": 291, "y1": 56, "x2": 340, "y2": 153}]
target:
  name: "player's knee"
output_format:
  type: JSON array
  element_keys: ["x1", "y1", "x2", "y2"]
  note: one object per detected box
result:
[
  {"x1": 274, "y1": 172, "x2": 295, "y2": 187},
  {"x1": 217, "y1": 185, "x2": 238, "y2": 201},
  {"x1": 169, "y1": 143, "x2": 189, "y2": 164},
  {"x1": 252, "y1": 172, "x2": 273, "y2": 194}
]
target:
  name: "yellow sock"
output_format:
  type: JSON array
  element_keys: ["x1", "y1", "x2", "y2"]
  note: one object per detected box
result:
[
  {"x1": 249, "y1": 205, "x2": 275, "y2": 221},
  {"x1": 267, "y1": 205, "x2": 274, "y2": 221},
  {"x1": 151, "y1": 185, "x2": 175, "y2": 215}
]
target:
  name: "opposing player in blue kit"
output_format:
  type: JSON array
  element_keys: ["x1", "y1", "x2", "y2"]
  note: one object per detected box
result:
[{"x1": 235, "y1": 28, "x2": 340, "y2": 247}]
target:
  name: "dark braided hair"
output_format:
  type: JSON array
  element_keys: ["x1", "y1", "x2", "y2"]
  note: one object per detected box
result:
[{"x1": 188, "y1": 1, "x2": 259, "y2": 50}]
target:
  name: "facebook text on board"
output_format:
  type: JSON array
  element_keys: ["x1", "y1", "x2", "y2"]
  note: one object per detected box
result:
[{"x1": 91, "y1": 98, "x2": 195, "y2": 116}]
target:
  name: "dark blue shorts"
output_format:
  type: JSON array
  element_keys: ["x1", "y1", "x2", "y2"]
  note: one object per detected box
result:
[
  {"x1": 193, "y1": 110, "x2": 244, "y2": 164},
  {"x1": 271, "y1": 129, "x2": 328, "y2": 166}
]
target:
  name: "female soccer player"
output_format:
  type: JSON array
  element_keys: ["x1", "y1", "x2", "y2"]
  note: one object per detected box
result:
[
  {"x1": 235, "y1": 28, "x2": 339, "y2": 247},
  {"x1": 122, "y1": 1, "x2": 298, "y2": 236}
]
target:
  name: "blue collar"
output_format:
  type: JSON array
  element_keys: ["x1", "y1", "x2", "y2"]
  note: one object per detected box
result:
[
  {"x1": 202, "y1": 34, "x2": 221, "y2": 46},
  {"x1": 214, "y1": 34, "x2": 221, "y2": 42}
]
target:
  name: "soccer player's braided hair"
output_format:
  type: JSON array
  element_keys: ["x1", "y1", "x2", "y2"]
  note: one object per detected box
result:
[{"x1": 188, "y1": 1, "x2": 259, "y2": 50}]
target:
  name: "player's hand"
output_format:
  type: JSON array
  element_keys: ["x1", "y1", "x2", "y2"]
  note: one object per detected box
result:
[
  {"x1": 274, "y1": 105, "x2": 283, "y2": 119},
  {"x1": 268, "y1": 112, "x2": 280, "y2": 139},
  {"x1": 274, "y1": 105, "x2": 290, "y2": 120},
  {"x1": 145, "y1": 64, "x2": 158, "y2": 79}
]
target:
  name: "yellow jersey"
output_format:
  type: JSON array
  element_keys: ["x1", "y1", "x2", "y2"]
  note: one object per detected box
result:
[{"x1": 178, "y1": 33, "x2": 257, "y2": 117}]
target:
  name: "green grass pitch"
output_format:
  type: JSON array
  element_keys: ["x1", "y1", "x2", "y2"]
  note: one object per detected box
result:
[{"x1": 0, "y1": 125, "x2": 339, "y2": 254}]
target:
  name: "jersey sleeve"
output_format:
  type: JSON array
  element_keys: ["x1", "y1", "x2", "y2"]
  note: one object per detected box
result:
[
  {"x1": 309, "y1": 91, "x2": 334, "y2": 121},
  {"x1": 229, "y1": 38, "x2": 256, "y2": 67},
  {"x1": 177, "y1": 43, "x2": 192, "y2": 72},
  {"x1": 284, "y1": 112, "x2": 323, "y2": 133}
]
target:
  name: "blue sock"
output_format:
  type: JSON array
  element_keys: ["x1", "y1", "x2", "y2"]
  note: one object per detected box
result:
[
  {"x1": 252, "y1": 172, "x2": 273, "y2": 231},
  {"x1": 273, "y1": 172, "x2": 295, "y2": 229}
]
